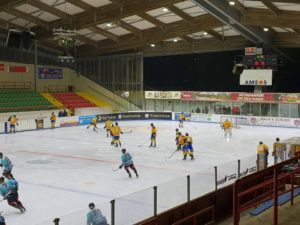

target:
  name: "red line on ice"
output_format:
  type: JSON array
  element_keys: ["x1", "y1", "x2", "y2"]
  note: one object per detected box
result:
[{"x1": 18, "y1": 150, "x2": 190, "y2": 174}]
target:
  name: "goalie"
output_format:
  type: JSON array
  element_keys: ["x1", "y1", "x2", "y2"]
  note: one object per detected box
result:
[{"x1": 222, "y1": 119, "x2": 232, "y2": 138}]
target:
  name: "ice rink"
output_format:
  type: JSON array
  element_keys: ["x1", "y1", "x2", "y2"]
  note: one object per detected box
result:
[{"x1": 0, "y1": 120, "x2": 299, "y2": 225}]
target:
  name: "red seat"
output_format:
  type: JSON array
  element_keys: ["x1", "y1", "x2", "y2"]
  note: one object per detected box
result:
[{"x1": 51, "y1": 92, "x2": 96, "y2": 109}]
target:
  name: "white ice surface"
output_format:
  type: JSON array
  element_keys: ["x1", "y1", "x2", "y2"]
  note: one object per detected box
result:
[{"x1": 0, "y1": 120, "x2": 299, "y2": 225}]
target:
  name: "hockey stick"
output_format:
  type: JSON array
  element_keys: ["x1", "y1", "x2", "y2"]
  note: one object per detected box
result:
[
  {"x1": 112, "y1": 167, "x2": 120, "y2": 172},
  {"x1": 123, "y1": 130, "x2": 133, "y2": 134},
  {"x1": 138, "y1": 137, "x2": 150, "y2": 147},
  {"x1": 168, "y1": 149, "x2": 179, "y2": 159}
]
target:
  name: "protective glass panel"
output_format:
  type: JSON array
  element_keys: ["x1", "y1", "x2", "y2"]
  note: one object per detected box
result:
[
  {"x1": 216, "y1": 160, "x2": 238, "y2": 188},
  {"x1": 239, "y1": 154, "x2": 257, "y2": 178},
  {"x1": 157, "y1": 176, "x2": 187, "y2": 213},
  {"x1": 190, "y1": 168, "x2": 215, "y2": 200},
  {"x1": 115, "y1": 187, "x2": 154, "y2": 225}
]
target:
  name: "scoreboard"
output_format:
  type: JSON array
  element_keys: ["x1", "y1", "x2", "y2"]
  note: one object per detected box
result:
[{"x1": 243, "y1": 54, "x2": 277, "y2": 67}]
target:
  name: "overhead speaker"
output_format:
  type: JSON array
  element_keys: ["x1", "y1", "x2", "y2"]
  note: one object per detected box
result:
[
  {"x1": 22, "y1": 31, "x2": 35, "y2": 49},
  {"x1": 6, "y1": 29, "x2": 22, "y2": 48}
]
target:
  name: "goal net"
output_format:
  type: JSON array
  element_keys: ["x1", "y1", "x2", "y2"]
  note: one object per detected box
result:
[{"x1": 220, "y1": 116, "x2": 241, "y2": 128}]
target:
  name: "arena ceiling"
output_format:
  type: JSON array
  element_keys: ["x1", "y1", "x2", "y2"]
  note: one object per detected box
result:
[{"x1": 0, "y1": 0, "x2": 300, "y2": 58}]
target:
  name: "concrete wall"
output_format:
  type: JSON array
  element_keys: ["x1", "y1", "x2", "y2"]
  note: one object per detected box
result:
[{"x1": 0, "y1": 61, "x2": 76, "y2": 92}]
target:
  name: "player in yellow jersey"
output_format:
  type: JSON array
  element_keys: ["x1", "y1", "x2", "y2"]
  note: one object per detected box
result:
[
  {"x1": 222, "y1": 119, "x2": 232, "y2": 138},
  {"x1": 104, "y1": 119, "x2": 113, "y2": 138},
  {"x1": 185, "y1": 133, "x2": 194, "y2": 160},
  {"x1": 175, "y1": 129, "x2": 181, "y2": 150},
  {"x1": 8, "y1": 115, "x2": 18, "y2": 133},
  {"x1": 87, "y1": 118, "x2": 98, "y2": 132},
  {"x1": 179, "y1": 134, "x2": 188, "y2": 160},
  {"x1": 257, "y1": 141, "x2": 269, "y2": 170},
  {"x1": 272, "y1": 138, "x2": 286, "y2": 163},
  {"x1": 149, "y1": 123, "x2": 157, "y2": 147},
  {"x1": 179, "y1": 113, "x2": 185, "y2": 128},
  {"x1": 111, "y1": 122, "x2": 123, "y2": 147},
  {"x1": 50, "y1": 112, "x2": 56, "y2": 129}
]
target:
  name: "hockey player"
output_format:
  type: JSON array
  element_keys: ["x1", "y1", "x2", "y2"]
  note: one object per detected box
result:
[
  {"x1": 272, "y1": 138, "x2": 287, "y2": 163},
  {"x1": 50, "y1": 112, "x2": 56, "y2": 129},
  {"x1": 179, "y1": 134, "x2": 188, "y2": 160},
  {"x1": 0, "y1": 153, "x2": 14, "y2": 180},
  {"x1": 111, "y1": 122, "x2": 123, "y2": 147},
  {"x1": 149, "y1": 123, "x2": 157, "y2": 147},
  {"x1": 86, "y1": 203, "x2": 108, "y2": 225},
  {"x1": 185, "y1": 133, "x2": 194, "y2": 160},
  {"x1": 257, "y1": 141, "x2": 269, "y2": 170},
  {"x1": 87, "y1": 118, "x2": 98, "y2": 132},
  {"x1": 0, "y1": 177, "x2": 26, "y2": 213},
  {"x1": 179, "y1": 113, "x2": 185, "y2": 128},
  {"x1": 8, "y1": 115, "x2": 18, "y2": 133},
  {"x1": 104, "y1": 119, "x2": 113, "y2": 138},
  {"x1": 119, "y1": 148, "x2": 138, "y2": 178},
  {"x1": 0, "y1": 214, "x2": 5, "y2": 225},
  {"x1": 175, "y1": 129, "x2": 181, "y2": 150},
  {"x1": 222, "y1": 119, "x2": 232, "y2": 138}
]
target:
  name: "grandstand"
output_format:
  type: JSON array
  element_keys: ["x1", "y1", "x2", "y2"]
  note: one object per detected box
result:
[{"x1": 0, "y1": 0, "x2": 300, "y2": 225}]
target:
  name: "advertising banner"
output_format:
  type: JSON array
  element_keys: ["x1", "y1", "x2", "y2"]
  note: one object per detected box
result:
[
  {"x1": 9, "y1": 65, "x2": 28, "y2": 73},
  {"x1": 79, "y1": 115, "x2": 96, "y2": 125},
  {"x1": 38, "y1": 67, "x2": 63, "y2": 79},
  {"x1": 195, "y1": 92, "x2": 230, "y2": 101},
  {"x1": 240, "y1": 69, "x2": 272, "y2": 86},
  {"x1": 230, "y1": 93, "x2": 275, "y2": 102},
  {"x1": 0, "y1": 64, "x2": 5, "y2": 71},
  {"x1": 276, "y1": 93, "x2": 300, "y2": 103},
  {"x1": 190, "y1": 113, "x2": 213, "y2": 122},
  {"x1": 145, "y1": 91, "x2": 181, "y2": 99},
  {"x1": 97, "y1": 112, "x2": 172, "y2": 122},
  {"x1": 181, "y1": 91, "x2": 193, "y2": 100},
  {"x1": 59, "y1": 116, "x2": 79, "y2": 127},
  {"x1": 247, "y1": 116, "x2": 300, "y2": 128}
]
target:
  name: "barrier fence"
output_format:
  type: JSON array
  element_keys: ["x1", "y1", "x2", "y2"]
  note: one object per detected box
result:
[{"x1": 35, "y1": 151, "x2": 293, "y2": 225}]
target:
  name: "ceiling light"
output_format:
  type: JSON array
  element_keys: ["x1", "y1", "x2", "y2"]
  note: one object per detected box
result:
[
  {"x1": 203, "y1": 32, "x2": 208, "y2": 35},
  {"x1": 163, "y1": 7, "x2": 169, "y2": 12},
  {"x1": 263, "y1": 27, "x2": 269, "y2": 32},
  {"x1": 106, "y1": 23, "x2": 112, "y2": 27},
  {"x1": 229, "y1": 1, "x2": 235, "y2": 6},
  {"x1": 150, "y1": 44, "x2": 155, "y2": 47},
  {"x1": 173, "y1": 39, "x2": 178, "y2": 42}
]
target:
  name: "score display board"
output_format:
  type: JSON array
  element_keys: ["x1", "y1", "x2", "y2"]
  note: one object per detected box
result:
[{"x1": 243, "y1": 55, "x2": 277, "y2": 68}]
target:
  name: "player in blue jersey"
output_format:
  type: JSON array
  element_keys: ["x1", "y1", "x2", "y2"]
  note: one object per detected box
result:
[
  {"x1": 0, "y1": 177, "x2": 25, "y2": 213},
  {"x1": 86, "y1": 203, "x2": 108, "y2": 225},
  {"x1": 0, "y1": 153, "x2": 14, "y2": 180},
  {"x1": 119, "y1": 148, "x2": 139, "y2": 178}
]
